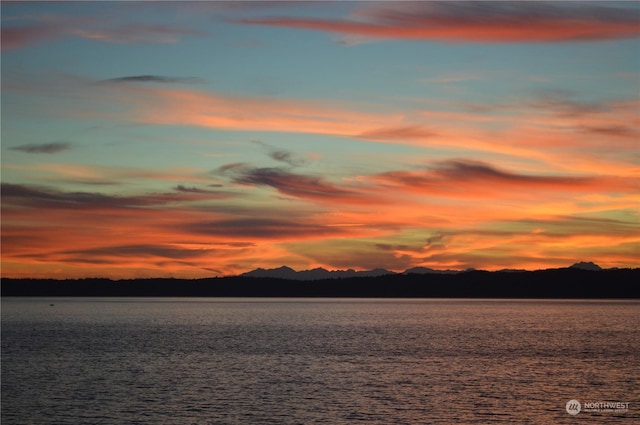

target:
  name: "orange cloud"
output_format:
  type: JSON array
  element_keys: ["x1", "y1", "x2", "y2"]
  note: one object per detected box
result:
[
  {"x1": 3, "y1": 163, "x2": 214, "y2": 187},
  {"x1": 283, "y1": 217, "x2": 640, "y2": 272},
  {"x1": 1, "y1": 180, "x2": 394, "y2": 278},
  {"x1": 14, "y1": 77, "x2": 636, "y2": 180},
  {"x1": 119, "y1": 85, "x2": 407, "y2": 139},
  {"x1": 3, "y1": 79, "x2": 638, "y2": 277},
  {"x1": 372, "y1": 159, "x2": 635, "y2": 200},
  {"x1": 146, "y1": 87, "x2": 637, "y2": 176},
  {"x1": 356, "y1": 126, "x2": 438, "y2": 141},
  {"x1": 240, "y1": 2, "x2": 640, "y2": 43},
  {"x1": 3, "y1": 174, "x2": 638, "y2": 277}
]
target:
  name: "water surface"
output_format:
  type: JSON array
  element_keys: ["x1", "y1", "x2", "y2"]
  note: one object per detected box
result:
[{"x1": 2, "y1": 298, "x2": 638, "y2": 424}]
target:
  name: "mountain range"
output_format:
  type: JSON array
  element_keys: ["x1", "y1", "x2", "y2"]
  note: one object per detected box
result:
[
  {"x1": 4, "y1": 261, "x2": 637, "y2": 298},
  {"x1": 241, "y1": 261, "x2": 604, "y2": 280}
]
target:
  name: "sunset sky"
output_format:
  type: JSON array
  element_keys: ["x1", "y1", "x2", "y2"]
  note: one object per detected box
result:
[{"x1": 2, "y1": 1, "x2": 639, "y2": 279}]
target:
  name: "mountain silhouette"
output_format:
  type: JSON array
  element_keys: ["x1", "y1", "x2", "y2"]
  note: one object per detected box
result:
[
  {"x1": 241, "y1": 266, "x2": 393, "y2": 280},
  {"x1": 242, "y1": 266, "x2": 299, "y2": 279},
  {"x1": 569, "y1": 261, "x2": 602, "y2": 271},
  {"x1": 241, "y1": 262, "x2": 606, "y2": 280},
  {"x1": 403, "y1": 266, "x2": 458, "y2": 275}
]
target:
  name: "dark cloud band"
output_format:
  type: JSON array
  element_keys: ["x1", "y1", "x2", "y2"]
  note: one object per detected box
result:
[
  {"x1": 101, "y1": 75, "x2": 205, "y2": 84},
  {"x1": 11, "y1": 142, "x2": 71, "y2": 154}
]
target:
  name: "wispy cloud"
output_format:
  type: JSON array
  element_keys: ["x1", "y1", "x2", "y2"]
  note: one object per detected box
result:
[
  {"x1": 174, "y1": 185, "x2": 223, "y2": 194},
  {"x1": 101, "y1": 75, "x2": 205, "y2": 84},
  {"x1": 268, "y1": 149, "x2": 306, "y2": 167},
  {"x1": 527, "y1": 90, "x2": 608, "y2": 117},
  {"x1": 185, "y1": 218, "x2": 346, "y2": 240},
  {"x1": 2, "y1": 24, "x2": 64, "y2": 50},
  {"x1": 240, "y1": 1, "x2": 640, "y2": 43},
  {"x1": 0, "y1": 180, "x2": 356, "y2": 277},
  {"x1": 2, "y1": 162, "x2": 637, "y2": 277},
  {"x1": 59, "y1": 244, "x2": 219, "y2": 263},
  {"x1": 70, "y1": 23, "x2": 205, "y2": 44},
  {"x1": 218, "y1": 164, "x2": 360, "y2": 202},
  {"x1": 1, "y1": 15, "x2": 205, "y2": 50},
  {"x1": 11, "y1": 142, "x2": 72, "y2": 154},
  {"x1": 252, "y1": 140, "x2": 308, "y2": 166},
  {"x1": 7, "y1": 75, "x2": 638, "y2": 180},
  {"x1": 357, "y1": 125, "x2": 438, "y2": 141},
  {"x1": 29, "y1": 78, "x2": 633, "y2": 170},
  {"x1": 579, "y1": 125, "x2": 639, "y2": 139},
  {"x1": 101, "y1": 85, "x2": 406, "y2": 138},
  {"x1": 1, "y1": 182, "x2": 231, "y2": 210},
  {"x1": 4, "y1": 162, "x2": 214, "y2": 187},
  {"x1": 373, "y1": 159, "x2": 634, "y2": 199}
]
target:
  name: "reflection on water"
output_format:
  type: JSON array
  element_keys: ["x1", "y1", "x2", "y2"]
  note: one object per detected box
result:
[{"x1": 2, "y1": 298, "x2": 639, "y2": 424}]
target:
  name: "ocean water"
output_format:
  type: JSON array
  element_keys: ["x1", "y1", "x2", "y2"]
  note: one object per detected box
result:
[{"x1": 2, "y1": 298, "x2": 638, "y2": 424}]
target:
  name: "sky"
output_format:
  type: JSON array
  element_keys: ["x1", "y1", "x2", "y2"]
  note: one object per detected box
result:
[{"x1": 1, "y1": 1, "x2": 639, "y2": 279}]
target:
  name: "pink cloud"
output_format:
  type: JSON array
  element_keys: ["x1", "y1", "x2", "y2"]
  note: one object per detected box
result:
[
  {"x1": 1, "y1": 24, "x2": 61, "y2": 50},
  {"x1": 1, "y1": 16, "x2": 205, "y2": 50},
  {"x1": 10, "y1": 76, "x2": 637, "y2": 183},
  {"x1": 70, "y1": 23, "x2": 205, "y2": 44},
  {"x1": 93, "y1": 84, "x2": 407, "y2": 139},
  {"x1": 240, "y1": 2, "x2": 640, "y2": 43},
  {"x1": 357, "y1": 126, "x2": 438, "y2": 141},
  {"x1": 373, "y1": 159, "x2": 635, "y2": 200}
]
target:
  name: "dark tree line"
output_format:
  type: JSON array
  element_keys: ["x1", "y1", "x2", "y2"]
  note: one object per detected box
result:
[{"x1": 2, "y1": 268, "x2": 639, "y2": 298}]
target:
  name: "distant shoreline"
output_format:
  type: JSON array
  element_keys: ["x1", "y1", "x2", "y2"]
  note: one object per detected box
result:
[{"x1": 2, "y1": 268, "x2": 639, "y2": 298}]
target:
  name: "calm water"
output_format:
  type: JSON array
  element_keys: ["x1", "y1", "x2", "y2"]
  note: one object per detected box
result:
[{"x1": 2, "y1": 298, "x2": 639, "y2": 424}]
